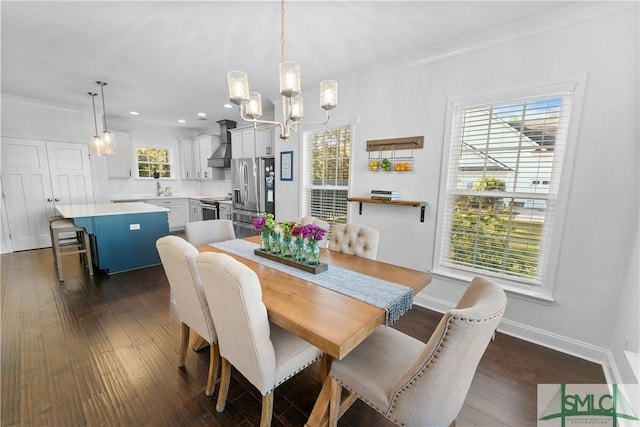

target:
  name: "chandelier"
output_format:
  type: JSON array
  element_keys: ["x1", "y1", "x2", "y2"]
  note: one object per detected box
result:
[{"x1": 226, "y1": 0, "x2": 338, "y2": 140}]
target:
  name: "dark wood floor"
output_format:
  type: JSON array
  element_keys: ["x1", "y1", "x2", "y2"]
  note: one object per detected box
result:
[{"x1": 1, "y1": 247, "x2": 605, "y2": 426}]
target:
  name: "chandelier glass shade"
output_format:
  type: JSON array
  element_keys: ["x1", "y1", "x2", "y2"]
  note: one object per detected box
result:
[{"x1": 226, "y1": 0, "x2": 338, "y2": 140}]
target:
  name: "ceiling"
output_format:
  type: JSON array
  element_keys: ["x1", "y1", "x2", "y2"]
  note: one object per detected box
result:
[{"x1": 1, "y1": 1, "x2": 578, "y2": 133}]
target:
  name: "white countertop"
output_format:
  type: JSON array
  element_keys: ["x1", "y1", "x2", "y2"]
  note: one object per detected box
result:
[
  {"x1": 111, "y1": 195, "x2": 230, "y2": 202},
  {"x1": 56, "y1": 202, "x2": 168, "y2": 218}
]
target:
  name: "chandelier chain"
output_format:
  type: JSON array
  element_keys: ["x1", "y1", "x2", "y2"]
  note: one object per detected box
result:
[{"x1": 280, "y1": 0, "x2": 285, "y2": 64}]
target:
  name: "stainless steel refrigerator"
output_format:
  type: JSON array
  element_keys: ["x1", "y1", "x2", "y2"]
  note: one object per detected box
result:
[{"x1": 231, "y1": 157, "x2": 275, "y2": 238}]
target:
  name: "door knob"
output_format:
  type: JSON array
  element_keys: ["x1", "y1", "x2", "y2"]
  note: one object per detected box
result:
[
  {"x1": 47, "y1": 198, "x2": 53, "y2": 202},
  {"x1": 54, "y1": 198, "x2": 60, "y2": 202}
]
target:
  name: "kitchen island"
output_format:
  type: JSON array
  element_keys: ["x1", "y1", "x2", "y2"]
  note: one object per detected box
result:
[{"x1": 56, "y1": 202, "x2": 169, "y2": 274}]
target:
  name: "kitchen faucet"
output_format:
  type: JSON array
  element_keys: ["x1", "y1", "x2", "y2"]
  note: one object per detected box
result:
[{"x1": 156, "y1": 181, "x2": 163, "y2": 196}]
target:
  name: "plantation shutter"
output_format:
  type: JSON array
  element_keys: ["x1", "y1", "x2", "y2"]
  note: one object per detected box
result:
[
  {"x1": 302, "y1": 125, "x2": 351, "y2": 229},
  {"x1": 440, "y1": 94, "x2": 572, "y2": 285}
]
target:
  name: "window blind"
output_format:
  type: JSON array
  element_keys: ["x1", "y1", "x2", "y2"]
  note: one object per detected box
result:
[
  {"x1": 302, "y1": 125, "x2": 351, "y2": 229},
  {"x1": 440, "y1": 94, "x2": 572, "y2": 285}
]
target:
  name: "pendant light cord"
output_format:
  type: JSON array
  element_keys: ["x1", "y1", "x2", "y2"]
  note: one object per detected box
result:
[
  {"x1": 89, "y1": 93, "x2": 99, "y2": 136},
  {"x1": 98, "y1": 81, "x2": 109, "y2": 131}
]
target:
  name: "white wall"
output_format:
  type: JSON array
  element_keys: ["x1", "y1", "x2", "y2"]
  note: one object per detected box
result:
[
  {"x1": 609, "y1": 222, "x2": 639, "y2": 383},
  {"x1": 276, "y1": 5, "x2": 639, "y2": 367}
]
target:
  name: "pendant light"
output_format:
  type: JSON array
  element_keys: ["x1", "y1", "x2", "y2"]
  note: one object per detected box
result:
[
  {"x1": 96, "y1": 81, "x2": 116, "y2": 154},
  {"x1": 88, "y1": 92, "x2": 106, "y2": 156}
]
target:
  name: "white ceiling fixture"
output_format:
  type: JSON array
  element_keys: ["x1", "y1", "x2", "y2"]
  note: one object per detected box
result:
[
  {"x1": 129, "y1": 111, "x2": 140, "y2": 116},
  {"x1": 226, "y1": 0, "x2": 337, "y2": 140},
  {"x1": 96, "y1": 81, "x2": 116, "y2": 155}
]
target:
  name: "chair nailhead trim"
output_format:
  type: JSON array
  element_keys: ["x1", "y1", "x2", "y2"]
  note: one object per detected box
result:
[
  {"x1": 385, "y1": 306, "x2": 506, "y2": 422},
  {"x1": 267, "y1": 353, "x2": 323, "y2": 394}
]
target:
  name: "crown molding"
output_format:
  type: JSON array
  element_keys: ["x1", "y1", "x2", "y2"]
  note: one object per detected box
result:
[
  {"x1": 337, "y1": 1, "x2": 638, "y2": 88},
  {"x1": 1, "y1": 94, "x2": 87, "y2": 114}
]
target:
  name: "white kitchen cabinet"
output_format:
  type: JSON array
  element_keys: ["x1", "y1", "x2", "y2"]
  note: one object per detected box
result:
[
  {"x1": 255, "y1": 127, "x2": 275, "y2": 157},
  {"x1": 106, "y1": 131, "x2": 133, "y2": 178},
  {"x1": 188, "y1": 198, "x2": 200, "y2": 222},
  {"x1": 193, "y1": 135, "x2": 211, "y2": 179},
  {"x1": 230, "y1": 127, "x2": 254, "y2": 159},
  {"x1": 231, "y1": 127, "x2": 275, "y2": 158},
  {"x1": 192, "y1": 134, "x2": 219, "y2": 180},
  {"x1": 146, "y1": 198, "x2": 188, "y2": 231},
  {"x1": 179, "y1": 137, "x2": 195, "y2": 180},
  {"x1": 218, "y1": 202, "x2": 232, "y2": 220},
  {"x1": 181, "y1": 135, "x2": 219, "y2": 180}
]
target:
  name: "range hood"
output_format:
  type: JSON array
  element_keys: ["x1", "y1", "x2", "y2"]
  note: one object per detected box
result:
[{"x1": 208, "y1": 119, "x2": 237, "y2": 168}]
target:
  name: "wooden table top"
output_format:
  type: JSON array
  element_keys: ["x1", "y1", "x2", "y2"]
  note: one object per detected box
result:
[{"x1": 198, "y1": 237, "x2": 431, "y2": 360}]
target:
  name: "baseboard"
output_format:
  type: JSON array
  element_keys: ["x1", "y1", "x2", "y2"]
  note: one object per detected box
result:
[{"x1": 414, "y1": 293, "x2": 610, "y2": 370}]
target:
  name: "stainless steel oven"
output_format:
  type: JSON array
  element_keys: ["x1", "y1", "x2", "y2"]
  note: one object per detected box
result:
[{"x1": 199, "y1": 199, "x2": 219, "y2": 221}]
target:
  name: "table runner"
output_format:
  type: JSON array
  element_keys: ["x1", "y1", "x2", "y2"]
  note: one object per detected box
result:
[{"x1": 209, "y1": 239, "x2": 413, "y2": 325}]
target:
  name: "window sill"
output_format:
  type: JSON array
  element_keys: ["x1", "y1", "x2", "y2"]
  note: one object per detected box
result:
[{"x1": 431, "y1": 268, "x2": 555, "y2": 305}]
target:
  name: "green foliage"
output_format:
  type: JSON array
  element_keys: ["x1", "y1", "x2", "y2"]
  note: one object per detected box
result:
[
  {"x1": 449, "y1": 176, "x2": 540, "y2": 279},
  {"x1": 137, "y1": 147, "x2": 171, "y2": 178}
]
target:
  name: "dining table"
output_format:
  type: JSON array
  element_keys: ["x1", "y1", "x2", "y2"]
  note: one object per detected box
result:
[{"x1": 198, "y1": 236, "x2": 431, "y2": 426}]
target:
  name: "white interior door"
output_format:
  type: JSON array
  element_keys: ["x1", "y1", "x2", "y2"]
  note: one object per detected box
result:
[
  {"x1": 47, "y1": 141, "x2": 94, "y2": 206},
  {"x1": 1, "y1": 138, "x2": 94, "y2": 251},
  {"x1": 1, "y1": 138, "x2": 55, "y2": 250}
]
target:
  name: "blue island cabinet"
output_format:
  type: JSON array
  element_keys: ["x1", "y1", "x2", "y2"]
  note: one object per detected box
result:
[{"x1": 75, "y1": 211, "x2": 169, "y2": 274}]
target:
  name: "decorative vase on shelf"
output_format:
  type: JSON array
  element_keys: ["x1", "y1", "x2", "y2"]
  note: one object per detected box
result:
[
  {"x1": 260, "y1": 230, "x2": 271, "y2": 252},
  {"x1": 305, "y1": 240, "x2": 320, "y2": 265},
  {"x1": 293, "y1": 237, "x2": 306, "y2": 262},
  {"x1": 270, "y1": 232, "x2": 282, "y2": 255},
  {"x1": 281, "y1": 236, "x2": 293, "y2": 258}
]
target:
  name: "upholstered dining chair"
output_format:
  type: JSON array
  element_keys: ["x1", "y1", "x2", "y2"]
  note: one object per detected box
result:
[
  {"x1": 156, "y1": 235, "x2": 219, "y2": 396},
  {"x1": 184, "y1": 219, "x2": 235, "y2": 247},
  {"x1": 196, "y1": 252, "x2": 324, "y2": 427},
  {"x1": 292, "y1": 216, "x2": 331, "y2": 248},
  {"x1": 326, "y1": 276, "x2": 507, "y2": 427},
  {"x1": 328, "y1": 223, "x2": 380, "y2": 260}
]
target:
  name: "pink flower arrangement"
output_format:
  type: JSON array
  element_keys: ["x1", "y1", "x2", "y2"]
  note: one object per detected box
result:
[
  {"x1": 292, "y1": 223, "x2": 327, "y2": 242},
  {"x1": 252, "y1": 213, "x2": 275, "y2": 233}
]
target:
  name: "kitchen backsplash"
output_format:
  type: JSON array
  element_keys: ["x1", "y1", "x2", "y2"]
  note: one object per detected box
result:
[{"x1": 108, "y1": 178, "x2": 232, "y2": 198}]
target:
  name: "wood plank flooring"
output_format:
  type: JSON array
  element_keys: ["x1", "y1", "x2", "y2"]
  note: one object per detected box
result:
[{"x1": 1, "y1": 246, "x2": 605, "y2": 426}]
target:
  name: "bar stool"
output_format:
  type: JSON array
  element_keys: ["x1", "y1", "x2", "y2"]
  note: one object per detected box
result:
[{"x1": 49, "y1": 218, "x2": 93, "y2": 282}]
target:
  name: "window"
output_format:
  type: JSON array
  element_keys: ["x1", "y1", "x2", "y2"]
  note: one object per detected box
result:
[
  {"x1": 136, "y1": 147, "x2": 171, "y2": 178},
  {"x1": 302, "y1": 125, "x2": 351, "y2": 230},
  {"x1": 438, "y1": 91, "x2": 573, "y2": 290}
]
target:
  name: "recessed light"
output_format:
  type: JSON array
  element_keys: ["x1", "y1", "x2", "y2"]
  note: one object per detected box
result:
[
  {"x1": 177, "y1": 119, "x2": 186, "y2": 124},
  {"x1": 129, "y1": 111, "x2": 139, "y2": 116},
  {"x1": 197, "y1": 112, "x2": 207, "y2": 117},
  {"x1": 223, "y1": 103, "x2": 233, "y2": 109}
]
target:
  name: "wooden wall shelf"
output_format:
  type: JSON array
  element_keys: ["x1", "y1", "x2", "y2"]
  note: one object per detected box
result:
[
  {"x1": 347, "y1": 197, "x2": 427, "y2": 222},
  {"x1": 366, "y1": 136, "x2": 424, "y2": 152}
]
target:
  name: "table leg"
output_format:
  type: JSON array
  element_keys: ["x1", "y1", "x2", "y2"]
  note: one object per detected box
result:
[
  {"x1": 320, "y1": 354, "x2": 332, "y2": 383},
  {"x1": 306, "y1": 371, "x2": 358, "y2": 427}
]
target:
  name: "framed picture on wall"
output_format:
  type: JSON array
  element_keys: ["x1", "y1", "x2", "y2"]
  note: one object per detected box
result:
[{"x1": 280, "y1": 151, "x2": 293, "y2": 181}]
